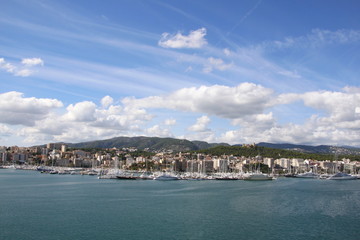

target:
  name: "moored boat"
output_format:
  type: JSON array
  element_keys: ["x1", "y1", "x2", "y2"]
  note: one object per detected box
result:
[
  {"x1": 116, "y1": 175, "x2": 138, "y2": 180},
  {"x1": 328, "y1": 172, "x2": 357, "y2": 180},
  {"x1": 243, "y1": 173, "x2": 274, "y2": 181},
  {"x1": 295, "y1": 171, "x2": 319, "y2": 179},
  {"x1": 154, "y1": 174, "x2": 179, "y2": 181}
]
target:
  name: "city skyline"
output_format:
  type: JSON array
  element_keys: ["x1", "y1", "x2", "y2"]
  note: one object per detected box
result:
[{"x1": 1, "y1": 0, "x2": 360, "y2": 147}]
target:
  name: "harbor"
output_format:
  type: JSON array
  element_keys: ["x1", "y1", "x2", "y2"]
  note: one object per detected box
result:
[{"x1": 2, "y1": 164, "x2": 359, "y2": 181}]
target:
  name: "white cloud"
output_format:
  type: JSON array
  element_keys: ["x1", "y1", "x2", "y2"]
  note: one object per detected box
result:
[
  {"x1": 164, "y1": 118, "x2": 176, "y2": 126},
  {"x1": 300, "y1": 89, "x2": 360, "y2": 122},
  {"x1": 185, "y1": 130, "x2": 216, "y2": 143},
  {"x1": 185, "y1": 66, "x2": 193, "y2": 72},
  {"x1": 355, "y1": 107, "x2": 360, "y2": 114},
  {"x1": 158, "y1": 28, "x2": 207, "y2": 48},
  {"x1": 21, "y1": 58, "x2": 44, "y2": 66},
  {"x1": 123, "y1": 82, "x2": 275, "y2": 119},
  {"x1": 14, "y1": 69, "x2": 33, "y2": 77},
  {"x1": 145, "y1": 125, "x2": 172, "y2": 138},
  {"x1": 218, "y1": 87, "x2": 360, "y2": 146},
  {"x1": 17, "y1": 96, "x2": 154, "y2": 144},
  {"x1": 232, "y1": 112, "x2": 275, "y2": 130},
  {"x1": 3, "y1": 85, "x2": 360, "y2": 147},
  {"x1": 0, "y1": 91, "x2": 63, "y2": 126},
  {"x1": 100, "y1": 95, "x2": 114, "y2": 108},
  {"x1": 203, "y1": 57, "x2": 233, "y2": 73},
  {"x1": 277, "y1": 70, "x2": 301, "y2": 79},
  {"x1": 0, "y1": 58, "x2": 16, "y2": 73},
  {"x1": 0, "y1": 124, "x2": 12, "y2": 136},
  {"x1": 188, "y1": 115, "x2": 210, "y2": 132},
  {"x1": 64, "y1": 101, "x2": 97, "y2": 122},
  {"x1": 0, "y1": 57, "x2": 44, "y2": 77},
  {"x1": 223, "y1": 48, "x2": 231, "y2": 56},
  {"x1": 264, "y1": 29, "x2": 360, "y2": 50}
]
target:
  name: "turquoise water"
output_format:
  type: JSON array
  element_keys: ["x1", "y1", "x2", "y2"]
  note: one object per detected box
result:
[{"x1": 1, "y1": 169, "x2": 360, "y2": 240}]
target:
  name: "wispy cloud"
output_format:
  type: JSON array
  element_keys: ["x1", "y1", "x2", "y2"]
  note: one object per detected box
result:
[
  {"x1": 260, "y1": 29, "x2": 360, "y2": 50},
  {"x1": 203, "y1": 57, "x2": 233, "y2": 73}
]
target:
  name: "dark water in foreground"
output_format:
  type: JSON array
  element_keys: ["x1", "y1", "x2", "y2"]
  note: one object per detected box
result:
[{"x1": 1, "y1": 169, "x2": 359, "y2": 240}]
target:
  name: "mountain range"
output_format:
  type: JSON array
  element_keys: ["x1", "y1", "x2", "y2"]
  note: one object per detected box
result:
[
  {"x1": 68, "y1": 136, "x2": 229, "y2": 152},
  {"x1": 62, "y1": 136, "x2": 360, "y2": 155}
]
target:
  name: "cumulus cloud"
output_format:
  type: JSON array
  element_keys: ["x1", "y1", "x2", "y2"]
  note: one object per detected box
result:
[
  {"x1": 0, "y1": 91, "x2": 63, "y2": 126},
  {"x1": 0, "y1": 124, "x2": 12, "y2": 136},
  {"x1": 232, "y1": 112, "x2": 276, "y2": 130},
  {"x1": 0, "y1": 57, "x2": 44, "y2": 77},
  {"x1": 100, "y1": 95, "x2": 114, "y2": 108},
  {"x1": 145, "y1": 125, "x2": 172, "y2": 138},
  {"x1": 123, "y1": 82, "x2": 275, "y2": 119},
  {"x1": 188, "y1": 115, "x2": 211, "y2": 132},
  {"x1": 17, "y1": 95, "x2": 154, "y2": 144},
  {"x1": 64, "y1": 101, "x2": 97, "y2": 122},
  {"x1": 4, "y1": 85, "x2": 360, "y2": 146},
  {"x1": 217, "y1": 86, "x2": 360, "y2": 145},
  {"x1": 300, "y1": 89, "x2": 360, "y2": 122},
  {"x1": 158, "y1": 28, "x2": 207, "y2": 48}
]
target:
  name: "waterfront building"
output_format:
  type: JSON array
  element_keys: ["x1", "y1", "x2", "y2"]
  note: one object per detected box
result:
[
  {"x1": 218, "y1": 159, "x2": 229, "y2": 173},
  {"x1": 0, "y1": 152, "x2": 8, "y2": 164},
  {"x1": 186, "y1": 160, "x2": 199, "y2": 173},
  {"x1": 12, "y1": 153, "x2": 28, "y2": 164},
  {"x1": 126, "y1": 156, "x2": 135, "y2": 166},
  {"x1": 263, "y1": 158, "x2": 275, "y2": 168},
  {"x1": 173, "y1": 159, "x2": 187, "y2": 172},
  {"x1": 344, "y1": 162, "x2": 356, "y2": 174},
  {"x1": 199, "y1": 160, "x2": 214, "y2": 174},
  {"x1": 275, "y1": 158, "x2": 291, "y2": 169},
  {"x1": 136, "y1": 156, "x2": 146, "y2": 163},
  {"x1": 61, "y1": 144, "x2": 67, "y2": 153}
]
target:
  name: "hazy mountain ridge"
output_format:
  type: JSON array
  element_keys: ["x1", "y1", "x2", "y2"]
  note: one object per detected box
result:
[
  {"x1": 257, "y1": 142, "x2": 360, "y2": 155},
  {"x1": 48, "y1": 136, "x2": 360, "y2": 155}
]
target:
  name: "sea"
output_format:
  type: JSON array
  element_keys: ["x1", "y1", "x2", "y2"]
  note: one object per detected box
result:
[{"x1": 1, "y1": 169, "x2": 360, "y2": 240}]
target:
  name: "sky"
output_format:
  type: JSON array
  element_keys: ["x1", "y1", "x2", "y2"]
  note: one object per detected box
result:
[{"x1": 1, "y1": 0, "x2": 360, "y2": 147}]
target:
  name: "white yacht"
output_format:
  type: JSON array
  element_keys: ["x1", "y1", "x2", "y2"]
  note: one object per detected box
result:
[
  {"x1": 328, "y1": 172, "x2": 357, "y2": 180},
  {"x1": 295, "y1": 171, "x2": 319, "y2": 179},
  {"x1": 154, "y1": 173, "x2": 179, "y2": 181},
  {"x1": 243, "y1": 172, "x2": 274, "y2": 181}
]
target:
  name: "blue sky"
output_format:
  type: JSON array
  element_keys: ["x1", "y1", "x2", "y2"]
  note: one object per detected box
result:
[{"x1": 1, "y1": 0, "x2": 360, "y2": 147}]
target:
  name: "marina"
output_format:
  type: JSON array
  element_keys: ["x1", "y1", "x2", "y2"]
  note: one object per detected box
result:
[{"x1": 2, "y1": 164, "x2": 360, "y2": 181}]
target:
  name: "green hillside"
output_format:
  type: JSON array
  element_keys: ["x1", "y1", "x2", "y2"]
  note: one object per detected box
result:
[{"x1": 69, "y1": 136, "x2": 229, "y2": 152}]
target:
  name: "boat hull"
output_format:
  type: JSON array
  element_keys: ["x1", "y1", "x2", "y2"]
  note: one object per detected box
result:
[{"x1": 243, "y1": 174, "x2": 273, "y2": 181}]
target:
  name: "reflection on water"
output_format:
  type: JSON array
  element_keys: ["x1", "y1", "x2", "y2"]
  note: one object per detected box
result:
[{"x1": 0, "y1": 170, "x2": 359, "y2": 240}]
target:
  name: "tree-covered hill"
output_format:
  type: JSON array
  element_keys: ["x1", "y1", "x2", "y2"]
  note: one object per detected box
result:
[
  {"x1": 69, "y1": 136, "x2": 229, "y2": 152},
  {"x1": 196, "y1": 145, "x2": 360, "y2": 161}
]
